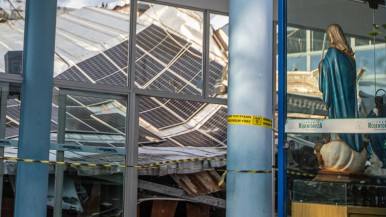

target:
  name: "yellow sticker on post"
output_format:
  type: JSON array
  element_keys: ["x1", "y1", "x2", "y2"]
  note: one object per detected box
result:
[{"x1": 227, "y1": 114, "x2": 272, "y2": 128}]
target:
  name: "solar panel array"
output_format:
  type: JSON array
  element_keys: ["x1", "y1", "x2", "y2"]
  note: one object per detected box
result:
[{"x1": 5, "y1": 22, "x2": 228, "y2": 148}]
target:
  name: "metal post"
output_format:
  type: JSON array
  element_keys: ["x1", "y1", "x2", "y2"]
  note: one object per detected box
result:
[
  {"x1": 226, "y1": 1, "x2": 273, "y2": 217},
  {"x1": 0, "y1": 84, "x2": 7, "y2": 137},
  {"x1": 202, "y1": 10, "x2": 210, "y2": 98},
  {"x1": 0, "y1": 83, "x2": 8, "y2": 217},
  {"x1": 53, "y1": 93, "x2": 67, "y2": 217},
  {"x1": 124, "y1": 92, "x2": 139, "y2": 217},
  {"x1": 124, "y1": 0, "x2": 139, "y2": 216},
  {"x1": 272, "y1": 21, "x2": 278, "y2": 217},
  {"x1": 14, "y1": 0, "x2": 58, "y2": 216},
  {"x1": 278, "y1": 0, "x2": 288, "y2": 216},
  {"x1": 306, "y1": 30, "x2": 311, "y2": 72}
]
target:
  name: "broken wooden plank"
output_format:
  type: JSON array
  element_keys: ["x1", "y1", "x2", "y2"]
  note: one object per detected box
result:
[{"x1": 171, "y1": 171, "x2": 225, "y2": 196}]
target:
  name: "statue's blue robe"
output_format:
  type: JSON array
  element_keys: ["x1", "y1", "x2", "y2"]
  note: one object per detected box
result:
[{"x1": 319, "y1": 48, "x2": 364, "y2": 152}]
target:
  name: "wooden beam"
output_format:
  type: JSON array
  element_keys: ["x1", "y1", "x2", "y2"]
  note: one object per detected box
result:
[
  {"x1": 187, "y1": 204, "x2": 210, "y2": 217},
  {"x1": 151, "y1": 200, "x2": 178, "y2": 217},
  {"x1": 138, "y1": 180, "x2": 225, "y2": 208}
]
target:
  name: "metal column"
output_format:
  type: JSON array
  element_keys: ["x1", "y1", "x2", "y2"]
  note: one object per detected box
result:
[
  {"x1": 124, "y1": 92, "x2": 139, "y2": 217},
  {"x1": 0, "y1": 83, "x2": 8, "y2": 217},
  {"x1": 278, "y1": 0, "x2": 288, "y2": 216},
  {"x1": 124, "y1": 0, "x2": 139, "y2": 217},
  {"x1": 14, "y1": 0, "x2": 58, "y2": 216},
  {"x1": 226, "y1": 1, "x2": 273, "y2": 217},
  {"x1": 53, "y1": 93, "x2": 67, "y2": 217}
]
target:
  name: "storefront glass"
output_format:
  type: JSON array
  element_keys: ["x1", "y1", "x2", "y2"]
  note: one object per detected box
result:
[{"x1": 285, "y1": 0, "x2": 386, "y2": 216}]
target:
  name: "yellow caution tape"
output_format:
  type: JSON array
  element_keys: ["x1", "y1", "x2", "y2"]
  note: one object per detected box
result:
[
  {"x1": 227, "y1": 115, "x2": 272, "y2": 128},
  {"x1": 0, "y1": 156, "x2": 315, "y2": 177},
  {"x1": 218, "y1": 170, "x2": 227, "y2": 186}
]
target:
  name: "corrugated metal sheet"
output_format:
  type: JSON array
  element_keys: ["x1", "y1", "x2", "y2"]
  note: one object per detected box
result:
[{"x1": 0, "y1": 6, "x2": 130, "y2": 74}]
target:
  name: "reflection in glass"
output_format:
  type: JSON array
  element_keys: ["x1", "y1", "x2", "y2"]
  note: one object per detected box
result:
[
  {"x1": 65, "y1": 95, "x2": 126, "y2": 141},
  {"x1": 64, "y1": 94, "x2": 126, "y2": 216},
  {"x1": 0, "y1": 0, "x2": 24, "y2": 75},
  {"x1": 209, "y1": 13, "x2": 229, "y2": 98},
  {"x1": 137, "y1": 96, "x2": 227, "y2": 216},
  {"x1": 135, "y1": 2, "x2": 204, "y2": 95},
  {"x1": 285, "y1": 26, "x2": 386, "y2": 119},
  {"x1": 285, "y1": 2, "x2": 386, "y2": 216},
  {"x1": 54, "y1": 0, "x2": 130, "y2": 86},
  {"x1": 139, "y1": 96, "x2": 227, "y2": 147}
]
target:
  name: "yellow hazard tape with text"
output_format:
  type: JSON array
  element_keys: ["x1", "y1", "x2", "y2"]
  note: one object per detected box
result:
[{"x1": 227, "y1": 115, "x2": 272, "y2": 128}]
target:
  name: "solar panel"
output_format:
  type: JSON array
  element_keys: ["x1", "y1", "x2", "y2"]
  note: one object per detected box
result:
[
  {"x1": 169, "y1": 47, "x2": 202, "y2": 82},
  {"x1": 96, "y1": 70, "x2": 127, "y2": 86},
  {"x1": 139, "y1": 96, "x2": 162, "y2": 112},
  {"x1": 139, "y1": 128, "x2": 163, "y2": 144},
  {"x1": 66, "y1": 107, "x2": 117, "y2": 133},
  {"x1": 169, "y1": 131, "x2": 219, "y2": 147},
  {"x1": 135, "y1": 24, "x2": 203, "y2": 95},
  {"x1": 65, "y1": 115, "x2": 96, "y2": 132},
  {"x1": 7, "y1": 105, "x2": 21, "y2": 122},
  {"x1": 147, "y1": 25, "x2": 189, "y2": 46},
  {"x1": 93, "y1": 113, "x2": 125, "y2": 133},
  {"x1": 5, "y1": 121, "x2": 19, "y2": 138},
  {"x1": 140, "y1": 106, "x2": 183, "y2": 129},
  {"x1": 136, "y1": 25, "x2": 167, "y2": 51},
  {"x1": 149, "y1": 36, "x2": 186, "y2": 64},
  {"x1": 7, "y1": 99, "x2": 20, "y2": 106},
  {"x1": 163, "y1": 99, "x2": 205, "y2": 120},
  {"x1": 51, "y1": 106, "x2": 59, "y2": 132},
  {"x1": 51, "y1": 121, "x2": 58, "y2": 132},
  {"x1": 51, "y1": 89, "x2": 60, "y2": 106},
  {"x1": 209, "y1": 60, "x2": 225, "y2": 93},
  {"x1": 136, "y1": 48, "x2": 146, "y2": 59},
  {"x1": 175, "y1": 80, "x2": 201, "y2": 95},
  {"x1": 78, "y1": 53, "x2": 120, "y2": 83},
  {"x1": 147, "y1": 70, "x2": 187, "y2": 93},
  {"x1": 68, "y1": 95, "x2": 111, "y2": 107},
  {"x1": 56, "y1": 67, "x2": 92, "y2": 83},
  {"x1": 104, "y1": 41, "x2": 129, "y2": 68},
  {"x1": 199, "y1": 107, "x2": 227, "y2": 143},
  {"x1": 135, "y1": 54, "x2": 164, "y2": 86}
]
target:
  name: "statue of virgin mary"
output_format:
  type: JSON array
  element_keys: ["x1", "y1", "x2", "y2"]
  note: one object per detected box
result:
[{"x1": 317, "y1": 24, "x2": 367, "y2": 173}]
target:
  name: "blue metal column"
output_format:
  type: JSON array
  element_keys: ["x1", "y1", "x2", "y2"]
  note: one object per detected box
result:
[
  {"x1": 14, "y1": 0, "x2": 58, "y2": 216},
  {"x1": 277, "y1": 0, "x2": 287, "y2": 216},
  {"x1": 227, "y1": 1, "x2": 273, "y2": 217}
]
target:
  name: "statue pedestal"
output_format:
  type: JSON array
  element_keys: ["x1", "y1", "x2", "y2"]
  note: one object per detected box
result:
[
  {"x1": 292, "y1": 203, "x2": 386, "y2": 217},
  {"x1": 318, "y1": 139, "x2": 367, "y2": 173},
  {"x1": 315, "y1": 170, "x2": 370, "y2": 183}
]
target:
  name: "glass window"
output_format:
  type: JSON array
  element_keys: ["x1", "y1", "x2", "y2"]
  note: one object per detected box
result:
[
  {"x1": 135, "y1": 2, "x2": 204, "y2": 95},
  {"x1": 63, "y1": 93, "x2": 126, "y2": 216},
  {"x1": 54, "y1": 0, "x2": 129, "y2": 86},
  {"x1": 285, "y1": 1, "x2": 386, "y2": 216},
  {"x1": 0, "y1": 1, "x2": 24, "y2": 76},
  {"x1": 139, "y1": 96, "x2": 227, "y2": 147},
  {"x1": 209, "y1": 13, "x2": 229, "y2": 98}
]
